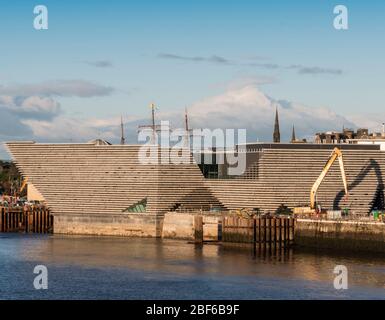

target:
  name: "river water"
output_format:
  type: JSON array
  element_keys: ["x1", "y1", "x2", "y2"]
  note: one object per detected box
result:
[{"x1": 0, "y1": 233, "x2": 384, "y2": 300}]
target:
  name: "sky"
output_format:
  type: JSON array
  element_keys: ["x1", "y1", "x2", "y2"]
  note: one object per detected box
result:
[{"x1": 1, "y1": 0, "x2": 385, "y2": 158}]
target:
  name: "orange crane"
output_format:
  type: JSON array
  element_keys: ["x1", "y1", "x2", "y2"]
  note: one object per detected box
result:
[{"x1": 294, "y1": 147, "x2": 349, "y2": 215}]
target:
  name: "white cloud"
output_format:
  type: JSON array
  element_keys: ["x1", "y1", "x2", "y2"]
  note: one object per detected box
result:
[
  {"x1": 0, "y1": 79, "x2": 115, "y2": 122},
  {"x1": 24, "y1": 85, "x2": 358, "y2": 143},
  {"x1": 158, "y1": 53, "x2": 232, "y2": 65},
  {"x1": 21, "y1": 115, "x2": 141, "y2": 143},
  {"x1": 159, "y1": 53, "x2": 344, "y2": 75},
  {"x1": 0, "y1": 84, "x2": 368, "y2": 159},
  {"x1": 345, "y1": 113, "x2": 385, "y2": 133},
  {"x1": 23, "y1": 117, "x2": 115, "y2": 142},
  {"x1": 159, "y1": 85, "x2": 354, "y2": 142},
  {"x1": 0, "y1": 108, "x2": 34, "y2": 159},
  {"x1": 0, "y1": 79, "x2": 116, "y2": 158},
  {"x1": 83, "y1": 60, "x2": 113, "y2": 68},
  {"x1": 0, "y1": 95, "x2": 60, "y2": 119},
  {"x1": 0, "y1": 80, "x2": 114, "y2": 98}
]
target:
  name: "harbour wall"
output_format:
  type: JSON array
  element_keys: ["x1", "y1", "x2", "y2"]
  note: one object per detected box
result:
[
  {"x1": 54, "y1": 213, "x2": 162, "y2": 237},
  {"x1": 160, "y1": 214, "x2": 385, "y2": 253},
  {"x1": 53, "y1": 212, "x2": 222, "y2": 240},
  {"x1": 50, "y1": 212, "x2": 385, "y2": 253},
  {"x1": 295, "y1": 219, "x2": 385, "y2": 253}
]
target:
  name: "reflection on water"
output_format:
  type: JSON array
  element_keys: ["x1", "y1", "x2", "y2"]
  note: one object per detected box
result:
[{"x1": 1, "y1": 233, "x2": 385, "y2": 300}]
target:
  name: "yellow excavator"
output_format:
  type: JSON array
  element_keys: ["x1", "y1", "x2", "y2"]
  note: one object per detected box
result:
[
  {"x1": 20, "y1": 177, "x2": 28, "y2": 194},
  {"x1": 294, "y1": 147, "x2": 349, "y2": 215}
]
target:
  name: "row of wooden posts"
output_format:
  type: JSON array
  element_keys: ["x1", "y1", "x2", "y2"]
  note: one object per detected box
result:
[
  {"x1": 194, "y1": 215, "x2": 295, "y2": 248},
  {"x1": 0, "y1": 206, "x2": 53, "y2": 234}
]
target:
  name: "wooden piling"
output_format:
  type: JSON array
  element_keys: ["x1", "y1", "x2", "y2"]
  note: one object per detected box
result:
[
  {"x1": 289, "y1": 218, "x2": 295, "y2": 245},
  {"x1": 194, "y1": 215, "x2": 203, "y2": 243},
  {"x1": 0, "y1": 206, "x2": 53, "y2": 234},
  {"x1": 222, "y1": 215, "x2": 295, "y2": 250},
  {"x1": 266, "y1": 218, "x2": 271, "y2": 245},
  {"x1": 261, "y1": 217, "x2": 266, "y2": 246},
  {"x1": 256, "y1": 217, "x2": 261, "y2": 249},
  {"x1": 275, "y1": 219, "x2": 281, "y2": 255}
]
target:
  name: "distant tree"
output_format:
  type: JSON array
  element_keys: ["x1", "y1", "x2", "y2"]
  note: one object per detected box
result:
[{"x1": 0, "y1": 161, "x2": 22, "y2": 196}]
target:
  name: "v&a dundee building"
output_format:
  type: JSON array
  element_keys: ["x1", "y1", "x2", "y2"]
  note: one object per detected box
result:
[{"x1": 5, "y1": 112, "x2": 385, "y2": 237}]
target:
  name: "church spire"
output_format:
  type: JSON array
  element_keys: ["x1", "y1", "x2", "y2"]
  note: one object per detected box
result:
[
  {"x1": 120, "y1": 115, "x2": 125, "y2": 145},
  {"x1": 273, "y1": 107, "x2": 280, "y2": 143},
  {"x1": 291, "y1": 125, "x2": 296, "y2": 143}
]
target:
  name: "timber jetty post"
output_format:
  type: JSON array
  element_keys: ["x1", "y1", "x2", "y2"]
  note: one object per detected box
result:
[
  {"x1": 0, "y1": 207, "x2": 53, "y2": 234},
  {"x1": 193, "y1": 215, "x2": 204, "y2": 243},
  {"x1": 162, "y1": 211, "x2": 295, "y2": 250},
  {"x1": 221, "y1": 215, "x2": 295, "y2": 249}
]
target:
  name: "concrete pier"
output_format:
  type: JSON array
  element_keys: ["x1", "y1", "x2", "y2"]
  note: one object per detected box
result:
[
  {"x1": 162, "y1": 212, "x2": 221, "y2": 241},
  {"x1": 54, "y1": 213, "x2": 162, "y2": 237}
]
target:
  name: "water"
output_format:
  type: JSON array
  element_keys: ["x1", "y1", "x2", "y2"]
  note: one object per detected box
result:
[{"x1": 0, "y1": 233, "x2": 385, "y2": 300}]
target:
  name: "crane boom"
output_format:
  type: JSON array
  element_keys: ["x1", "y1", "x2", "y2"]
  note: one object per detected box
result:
[
  {"x1": 20, "y1": 177, "x2": 29, "y2": 193},
  {"x1": 310, "y1": 147, "x2": 348, "y2": 209}
]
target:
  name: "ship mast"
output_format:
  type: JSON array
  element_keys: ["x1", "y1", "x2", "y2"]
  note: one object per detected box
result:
[
  {"x1": 138, "y1": 103, "x2": 162, "y2": 145},
  {"x1": 151, "y1": 103, "x2": 156, "y2": 144},
  {"x1": 184, "y1": 108, "x2": 190, "y2": 148}
]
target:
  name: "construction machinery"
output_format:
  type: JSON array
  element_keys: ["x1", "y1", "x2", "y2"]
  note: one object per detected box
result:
[
  {"x1": 233, "y1": 207, "x2": 259, "y2": 219},
  {"x1": 294, "y1": 147, "x2": 349, "y2": 215},
  {"x1": 20, "y1": 177, "x2": 28, "y2": 194}
]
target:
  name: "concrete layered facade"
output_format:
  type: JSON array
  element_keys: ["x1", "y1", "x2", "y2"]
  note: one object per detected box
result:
[
  {"x1": 5, "y1": 141, "x2": 385, "y2": 236},
  {"x1": 208, "y1": 146, "x2": 385, "y2": 216},
  {"x1": 5, "y1": 141, "x2": 223, "y2": 236}
]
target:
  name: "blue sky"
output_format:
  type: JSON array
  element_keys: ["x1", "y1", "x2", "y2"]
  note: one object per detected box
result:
[{"x1": 1, "y1": 0, "x2": 385, "y2": 158}]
